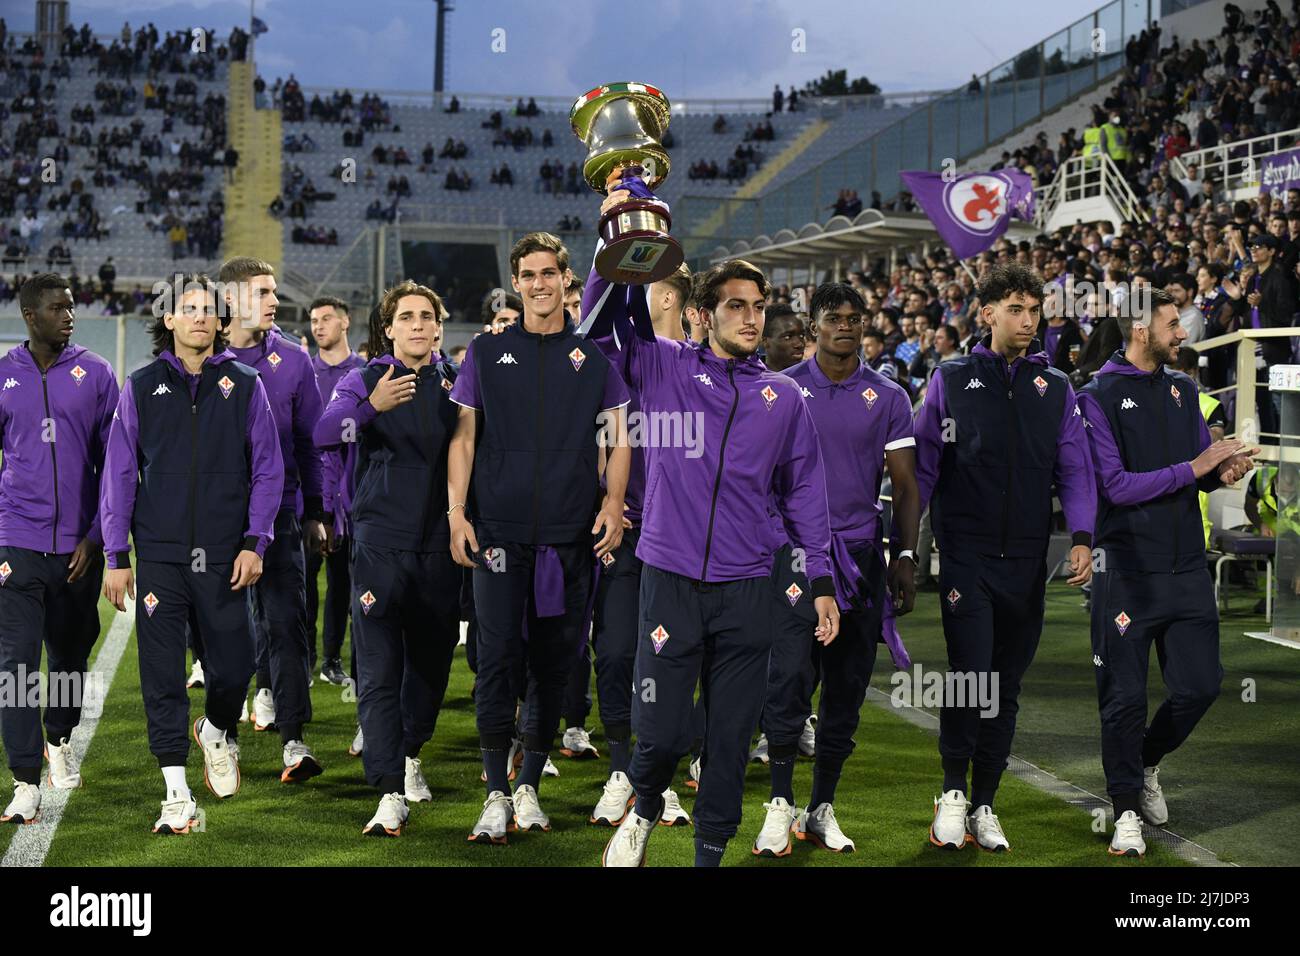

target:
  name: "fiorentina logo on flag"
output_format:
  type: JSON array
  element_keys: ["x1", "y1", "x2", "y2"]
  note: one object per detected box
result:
[
  {"x1": 1170, "y1": 384, "x2": 1182, "y2": 407},
  {"x1": 601, "y1": 552, "x2": 615, "y2": 568},
  {"x1": 947, "y1": 588, "x2": 961, "y2": 609},
  {"x1": 218, "y1": 375, "x2": 235, "y2": 399},
  {"x1": 71, "y1": 365, "x2": 87, "y2": 386},
  {"x1": 569, "y1": 348, "x2": 586, "y2": 371},
  {"x1": 899, "y1": 169, "x2": 1036, "y2": 260},
  {"x1": 1033, "y1": 375, "x2": 1048, "y2": 397},
  {"x1": 785, "y1": 582, "x2": 803, "y2": 605},
  {"x1": 0, "y1": 561, "x2": 11, "y2": 585},
  {"x1": 1114, "y1": 610, "x2": 1131, "y2": 635},
  {"x1": 862, "y1": 387, "x2": 878, "y2": 408},
  {"x1": 143, "y1": 592, "x2": 159, "y2": 616},
  {"x1": 650, "y1": 625, "x2": 670, "y2": 655},
  {"x1": 761, "y1": 385, "x2": 778, "y2": 409},
  {"x1": 267, "y1": 351, "x2": 282, "y2": 371},
  {"x1": 360, "y1": 590, "x2": 376, "y2": 614}
]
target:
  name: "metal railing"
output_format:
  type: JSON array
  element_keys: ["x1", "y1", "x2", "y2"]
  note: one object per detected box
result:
[
  {"x1": 1171, "y1": 126, "x2": 1300, "y2": 195},
  {"x1": 1034, "y1": 152, "x2": 1149, "y2": 231},
  {"x1": 1192, "y1": 328, "x2": 1300, "y2": 457}
]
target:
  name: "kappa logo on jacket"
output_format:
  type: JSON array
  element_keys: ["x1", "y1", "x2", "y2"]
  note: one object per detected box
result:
[
  {"x1": 694, "y1": 372, "x2": 714, "y2": 389},
  {"x1": 152, "y1": 384, "x2": 171, "y2": 396},
  {"x1": 800, "y1": 386, "x2": 814, "y2": 399},
  {"x1": 1092, "y1": 654, "x2": 1104, "y2": 667},
  {"x1": 2, "y1": 378, "x2": 18, "y2": 390},
  {"x1": 267, "y1": 351, "x2": 282, "y2": 371},
  {"x1": 496, "y1": 353, "x2": 518, "y2": 365},
  {"x1": 964, "y1": 378, "x2": 984, "y2": 390},
  {"x1": 1120, "y1": 397, "x2": 1138, "y2": 410},
  {"x1": 71, "y1": 365, "x2": 87, "y2": 386}
]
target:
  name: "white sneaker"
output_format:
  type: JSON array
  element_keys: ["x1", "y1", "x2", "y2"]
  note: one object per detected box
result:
[
  {"x1": 45, "y1": 737, "x2": 82, "y2": 789},
  {"x1": 795, "y1": 802, "x2": 855, "y2": 852},
  {"x1": 686, "y1": 754, "x2": 701, "y2": 791},
  {"x1": 749, "y1": 733, "x2": 770, "y2": 764},
  {"x1": 929, "y1": 789, "x2": 970, "y2": 849},
  {"x1": 542, "y1": 756, "x2": 560, "y2": 777},
  {"x1": 363, "y1": 792, "x2": 408, "y2": 837},
  {"x1": 348, "y1": 724, "x2": 364, "y2": 757},
  {"x1": 1, "y1": 781, "x2": 40, "y2": 824},
  {"x1": 239, "y1": 696, "x2": 249, "y2": 723},
  {"x1": 186, "y1": 659, "x2": 205, "y2": 689},
  {"x1": 468, "y1": 790, "x2": 514, "y2": 845},
  {"x1": 602, "y1": 808, "x2": 655, "y2": 867},
  {"x1": 1109, "y1": 809, "x2": 1147, "y2": 857},
  {"x1": 281, "y1": 739, "x2": 323, "y2": 783},
  {"x1": 405, "y1": 756, "x2": 432, "y2": 803},
  {"x1": 152, "y1": 792, "x2": 198, "y2": 835},
  {"x1": 798, "y1": 715, "x2": 817, "y2": 757},
  {"x1": 560, "y1": 726, "x2": 599, "y2": 759},
  {"x1": 966, "y1": 804, "x2": 1010, "y2": 852},
  {"x1": 252, "y1": 687, "x2": 276, "y2": 732},
  {"x1": 1140, "y1": 766, "x2": 1168, "y2": 826},
  {"x1": 193, "y1": 717, "x2": 240, "y2": 798},
  {"x1": 659, "y1": 787, "x2": 691, "y2": 827},
  {"x1": 512, "y1": 783, "x2": 551, "y2": 832},
  {"x1": 591, "y1": 771, "x2": 635, "y2": 826},
  {"x1": 752, "y1": 797, "x2": 796, "y2": 857}
]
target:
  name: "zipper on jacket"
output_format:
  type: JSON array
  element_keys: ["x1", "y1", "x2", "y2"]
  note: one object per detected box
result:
[
  {"x1": 188, "y1": 369, "x2": 199, "y2": 553},
  {"x1": 414, "y1": 366, "x2": 435, "y2": 546},
  {"x1": 700, "y1": 362, "x2": 740, "y2": 581},
  {"x1": 999, "y1": 362, "x2": 1019, "y2": 558},
  {"x1": 40, "y1": 370, "x2": 60, "y2": 553},
  {"x1": 1157, "y1": 375, "x2": 1180, "y2": 571},
  {"x1": 530, "y1": 341, "x2": 545, "y2": 546}
]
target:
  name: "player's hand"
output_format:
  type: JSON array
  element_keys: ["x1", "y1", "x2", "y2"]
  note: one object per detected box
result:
[
  {"x1": 1247, "y1": 291, "x2": 1262, "y2": 307},
  {"x1": 368, "y1": 364, "x2": 417, "y2": 412},
  {"x1": 102, "y1": 567, "x2": 134, "y2": 612},
  {"x1": 813, "y1": 596, "x2": 840, "y2": 646},
  {"x1": 1218, "y1": 449, "x2": 1258, "y2": 485},
  {"x1": 1066, "y1": 544, "x2": 1093, "y2": 586},
  {"x1": 325, "y1": 523, "x2": 339, "y2": 553},
  {"x1": 230, "y1": 549, "x2": 263, "y2": 590},
  {"x1": 1191, "y1": 439, "x2": 1245, "y2": 478},
  {"x1": 592, "y1": 498, "x2": 625, "y2": 559},
  {"x1": 601, "y1": 189, "x2": 631, "y2": 217},
  {"x1": 450, "y1": 511, "x2": 480, "y2": 568},
  {"x1": 1261, "y1": 523, "x2": 1276, "y2": 538},
  {"x1": 888, "y1": 554, "x2": 916, "y2": 615},
  {"x1": 304, "y1": 518, "x2": 328, "y2": 556},
  {"x1": 67, "y1": 537, "x2": 96, "y2": 583}
]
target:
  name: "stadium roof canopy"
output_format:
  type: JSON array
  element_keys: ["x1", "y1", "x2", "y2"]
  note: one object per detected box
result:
[{"x1": 700, "y1": 209, "x2": 1040, "y2": 274}]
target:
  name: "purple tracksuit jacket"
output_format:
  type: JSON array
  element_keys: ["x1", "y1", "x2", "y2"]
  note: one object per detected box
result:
[
  {"x1": 0, "y1": 342, "x2": 119, "y2": 553},
  {"x1": 99, "y1": 349, "x2": 284, "y2": 569},
  {"x1": 228, "y1": 328, "x2": 324, "y2": 519},
  {"x1": 913, "y1": 341, "x2": 1097, "y2": 542},
  {"x1": 578, "y1": 250, "x2": 834, "y2": 592},
  {"x1": 311, "y1": 350, "x2": 366, "y2": 537}
]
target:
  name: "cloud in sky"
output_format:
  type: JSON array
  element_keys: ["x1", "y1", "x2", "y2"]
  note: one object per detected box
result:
[{"x1": 10, "y1": 0, "x2": 1107, "y2": 99}]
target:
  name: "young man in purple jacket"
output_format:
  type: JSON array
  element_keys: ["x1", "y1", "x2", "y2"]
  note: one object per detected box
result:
[
  {"x1": 914, "y1": 263, "x2": 1096, "y2": 853},
  {"x1": 99, "y1": 274, "x2": 283, "y2": 834},
  {"x1": 220, "y1": 257, "x2": 327, "y2": 783},
  {"x1": 307, "y1": 295, "x2": 365, "y2": 689},
  {"x1": 581, "y1": 215, "x2": 839, "y2": 864},
  {"x1": 0, "y1": 274, "x2": 117, "y2": 826},
  {"x1": 753, "y1": 281, "x2": 921, "y2": 857},
  {"x1": 1077, "y1": 287, "x2": 1254, "y2": 857}
]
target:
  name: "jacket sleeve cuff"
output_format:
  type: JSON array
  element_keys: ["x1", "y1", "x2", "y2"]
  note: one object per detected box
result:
[
  {"x1": 810, "y1": 575, "x2": 835, "y2": 600},
  {"x1": 304, "y1": 496, "x2": 328, "y2": 524},
  {"x1": 1071, "y1": 531, "x2": 1093, "y2": 548},
  {"x1": 242, "y1": 535, "x2": 261, "y2": 555},
  {"x1": 108, "y1": 551, "x2": 131, "y2": 570}
]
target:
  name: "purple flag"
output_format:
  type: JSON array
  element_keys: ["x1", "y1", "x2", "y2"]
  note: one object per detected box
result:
[{"x1": 899, "y1": 169, "x2": 1036, "y2": 259}]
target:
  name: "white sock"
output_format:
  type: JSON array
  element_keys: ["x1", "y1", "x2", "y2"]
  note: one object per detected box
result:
[
  {"x1": 161, "y1": 765, "x2": 189, "y2": 799},
  {"x1": 200, "y1": 717, "x2": 226, "y2": 744}
]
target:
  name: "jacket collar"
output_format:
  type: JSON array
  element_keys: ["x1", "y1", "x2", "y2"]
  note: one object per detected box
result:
[
  {"x1": 971, "y1": 334, "x2": 1050, "y2": 368},
  {"x1": 159, "y1": 348, "x2": 234, "y2": 378},
  {"x1": 802, "y1": 354, "x2": 864, "y2": 390},
  {"x1": 16, "y1": 341, "x2": 85, "y2": 371},
  {"x1": 1097, "y1": 348, "x2": 1167, "y2": 382}
]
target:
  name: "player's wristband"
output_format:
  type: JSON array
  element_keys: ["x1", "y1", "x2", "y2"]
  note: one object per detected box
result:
[
  {"x1": 895, "y1": 549, "x2": 916, "y2": 563},
  {"x1": 447, "y1": 502, "x2": 466, "y2": 516}
]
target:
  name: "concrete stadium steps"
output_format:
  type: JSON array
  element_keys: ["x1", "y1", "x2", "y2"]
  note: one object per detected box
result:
[
  {"x1": 224, "y1": 61, "x2": 283, "y2": 269},
  {"x1": 751, "y1": 108, "x2": 908, "y2": 197}
]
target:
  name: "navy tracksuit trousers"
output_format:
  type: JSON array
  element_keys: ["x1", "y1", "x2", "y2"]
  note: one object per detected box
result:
[
  {"x1": 591, "y1": 528, "x2": 642, "y2": 743},
  {"x1": 136, "y1": 559, "x2": 256, "y2": 767},
  {"x1": 250, "y1": 508, "x2": 312, "y2": 743},
  {"x1": 473, "y1": 542, "x2": 593, "y2": 754},
  {"x1": 1090, "y1": 568, "x2": 1222, "y2": 799},
  {"x1": 762, "y1": 545, "x2": 882, "y2": 764},
  {"x1": 629, "y1": 564, "x2": 773, "y2": 846},
  {"x1": 937, "y1": 550, "x2": 1046, "y2": 795},
  {"x1": 306, "y1": 537, "x2": 351, "y2": 664},
  {"x1": 351, "y1": 541, "x2": 461, "y2": 794},
  {"x1": 0, "y1": 547, "x2": 104, "y2": 780}
]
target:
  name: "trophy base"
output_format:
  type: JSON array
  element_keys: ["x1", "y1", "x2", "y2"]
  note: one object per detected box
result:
[{"x1": 597, "y1": 201, "x2": 683, "y2": 285}]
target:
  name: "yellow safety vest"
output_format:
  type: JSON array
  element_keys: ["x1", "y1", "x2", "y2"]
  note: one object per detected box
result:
[
  {"x1": 1254, "y1": 466, "x2": 1300, "y2": 536},
  {"x1": 1082, "y1": 126, "x2": 1103, "y2": 157},
  {"x1": 1198, "y1": 392, "x2": 1221, "y2": 547},
  {"x1": 1101, "y1": 123, "x2": 1129, "y2": 163}
]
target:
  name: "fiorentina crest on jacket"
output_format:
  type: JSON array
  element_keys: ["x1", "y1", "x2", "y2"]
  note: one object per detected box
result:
[
  {"x1": 143, "y1": 592, "x2": 159, "y2": 616},
  {"x1": 785, "y1": 582, "x2": 803, "y2": 605},
  {"x1": 1170, "y1": 384, "x2": 1181, "y2": 407},
  {"x1": 862, "y1": 387, "x2": 878, "y2": 408},
  {"x1": 569, "y1": 348, "x2": 586, "y2": 371},
  {"x1": 761, "y1": 385, "x2": 778, "y2": 409},
  {"x1": 71, "y1": 364, "x2": 87, "y2": 386},
  {"x1": 267, "y1": 351, "x2": 282, "y2": 371},
  {"x1": 650, "y1": 625, "x2": 670, "y2": 654},
  {"x1": 1114, "y1": 610, "x2": 1131, "y2": 635},
  {"x1": 1033, "y1": 375, "x2": 1048, "y2": 397},
  {"x1": 218, "y1": 375, "x2": 235, "y2": 399},
  {"x1": 0, "y1": 561, "x2": 11, "y2": 585},
  {"x1": 360, "y1": 590, "x2": 376, "y2": 614}
]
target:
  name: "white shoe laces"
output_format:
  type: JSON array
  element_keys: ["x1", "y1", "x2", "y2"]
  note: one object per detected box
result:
[
  {"x1": 662, "y1": 788, "x2": 683, "y2": 814},
  {"x1": 602, "y1": 775, "x2": 631, "y2": 801},
  {"x1": 760, "y1": 800, "x2": 793, "y2": 836},
  {"x1": 1115, "y1": 812, "x2": 1144, "y2": 840},
  {"x1": 50, "y1": 740, "x2": 80, "y2": 777},
  {"x1": 159, "y1": 796, "x2": 191, "y2": 823}
]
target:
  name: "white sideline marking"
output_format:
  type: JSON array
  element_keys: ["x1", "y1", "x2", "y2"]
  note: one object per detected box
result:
[
  {"x1": 2, "y1": 604, "x2": 135, "y2": 868},
  {"x1": 864, "y1": 686, "x2": 1233, "y2": 867}
]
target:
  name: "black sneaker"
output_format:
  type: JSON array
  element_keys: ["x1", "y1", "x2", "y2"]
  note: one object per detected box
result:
[{"x1": 320, "y1": 658, "x2": 348, "y2": 686}]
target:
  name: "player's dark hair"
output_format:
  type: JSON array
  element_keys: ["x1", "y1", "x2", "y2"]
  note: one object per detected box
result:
[
  {"x1": 809, "y1": 281, "x2": 866, "y2": 324},
  {"x1": 1118, "y1": 287, "x2": 1176, "y2": 343},
  {"x1": 18, "y1": 273, "x2": 71, "y2": 315},
  {"x1": 696, "y1": 258, "x2": 771, "y2": 313},
  {"x1": 479, "y1": 288, "x2": 524, "y2": 325},
  {"x1": 149, "y1": 273, "x2": 224, "y2": 357},
  {"x1": 1173, "y1": 345, "x2": 1199, "y2": 373},
  {"x1": 370, "y1": 280, "x2": 445, "y2": 357},
  {"x1": 976, "y1": 263, "x2": 1045, "y2": 307},
  {"x1": 509, "y1": 231, "x2": 570, "y2": 276},
  {"x1": 308, "y1": 295, "x2": 350, "y2": 316},
  {"x1": 761, "y1": 302, "x2": 799, "y2": 340}
]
